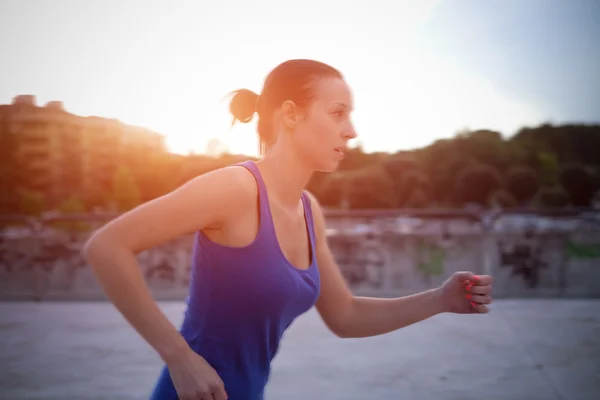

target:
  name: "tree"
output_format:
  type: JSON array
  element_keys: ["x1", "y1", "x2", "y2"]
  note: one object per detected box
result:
[
  {"x1": 382, "y1": 153, "x2": 420, "y2": 206},
  {"x1": 453, "y1": 129, "x2": 509, "y2": 172},
  {"x1": 559, "y1": 164, "x2": 598, "y2": 207},
  {"x1": 489, "y1": 189, "x2": 517, "y2": 209},
  {"x1": 382, "y1": 153, "x2": 419, "y2": 178},
  {"x1": 395, "y1": 169, "x2": 431, "y2": 208},
  {"x1": 134, "y1": 153, "x2": 181, "y2": 202},
  {"x1": 534, "y1": 186, "x2": 570, "y2": 208},
  {"x1": 59, "y1": 196, "x2": 85, "y2": 213},
  {"x1": 337, "y1": 144, "x2": 382, "y2": 171},
  {"x1": 112, "y1": 165, "x2": 141, "y2": 212},
  {"x1": 404, "y1": 188, "x2": 431, "y2": 209},
  {"x1": 4, "y1": 112, "x2": 600, "y2": 214},
  {"x1": 506, "y1": 166, "x2": 540, "y2": 205},
  {"x1": 418, "y1": 137, "x2": 478, "y2": 206},
  {"x1": 347, "y1": 166, "x2": 395, "y2": 209},
  {"x1": 453, "y1": 164, "x2": 503, "y2": 207},
  {"x1": 81, "y1": 185, "x2": 111, "y2": 212},
  {"x1": 537, "y1": 152, "x2": 559, "y2": 186},
  {"x1": 56, "y1": 195, "x2": 88, "y2": 232},
  {"x1": 511, "y1": 123, "x2": 600, "y2": 167},
  {"x1": 19, "y1": 190, "x2": 45, "y2": 216},
  {"x1": 317, "y1": 172, "x2": 348, "y2": 208}
]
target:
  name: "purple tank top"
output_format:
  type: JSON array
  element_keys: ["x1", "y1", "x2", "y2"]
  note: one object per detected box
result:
[{"x1": 150, "y1": 160, "x2": 321, "y2": 400}]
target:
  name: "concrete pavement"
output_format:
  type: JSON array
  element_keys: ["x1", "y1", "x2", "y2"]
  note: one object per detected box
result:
[{"x1": 1, "y1": 299, "x2": 598, "y2": 399}]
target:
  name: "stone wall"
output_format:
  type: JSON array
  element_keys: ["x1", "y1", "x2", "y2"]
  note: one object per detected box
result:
[{"x1": 1, "y1": 214, "x2": 599, "y2": 300}]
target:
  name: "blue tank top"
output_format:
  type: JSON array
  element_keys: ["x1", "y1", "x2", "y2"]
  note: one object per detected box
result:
[{"x1": 150, "y1": 160, "x2": 321, "y2": 400}]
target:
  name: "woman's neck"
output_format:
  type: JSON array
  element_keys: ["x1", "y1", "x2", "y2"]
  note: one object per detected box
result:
[{"x1": 256, "y1": 147, "x2": 313, "y2": 210}]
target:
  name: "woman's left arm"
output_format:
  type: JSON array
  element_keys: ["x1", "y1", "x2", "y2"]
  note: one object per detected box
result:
[{"x1": 307, "y1": 193, "x2": 493, "y2": 339}]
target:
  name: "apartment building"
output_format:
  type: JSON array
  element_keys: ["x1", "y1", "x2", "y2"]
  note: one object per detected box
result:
[{"x1": 0, "y1": 95, "x2": 167, "y2": 205}]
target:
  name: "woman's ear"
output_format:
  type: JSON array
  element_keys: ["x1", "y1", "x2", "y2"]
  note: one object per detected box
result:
[{"x1": 280, "y1": 100, "x2": 302, "y2": 130}]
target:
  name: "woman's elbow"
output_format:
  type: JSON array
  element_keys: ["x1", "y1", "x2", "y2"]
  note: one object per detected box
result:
[
  {"x1": 321, "y1": 316, "x2": 352, "y2": 339},
  {"x1": 334, "y1": 325, "x2": 359, "y2": 339},
  {"x1": 81, "y1": 230, "x2": 119, "y2": 266}
]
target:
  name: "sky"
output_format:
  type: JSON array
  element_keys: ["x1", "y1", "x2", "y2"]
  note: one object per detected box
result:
[{"x1": 1, "y1": 0, "x2": 599, "y2": 156}]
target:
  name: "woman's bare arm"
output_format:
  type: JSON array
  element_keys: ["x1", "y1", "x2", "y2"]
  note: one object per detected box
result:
[
  {"x1": 309, "y1": 192, "x2": 491, "y2": 339},
  {"x1": 82, "y1": 166, "x2": 254, "y2": 362},
  {"x1": 309, "y1": 192, "x2": 442, "y2": 338}
]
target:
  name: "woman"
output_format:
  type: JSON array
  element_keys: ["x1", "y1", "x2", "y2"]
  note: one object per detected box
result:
[{"x1": 83, "y1": 59, "x2": 493, "y2": 400}]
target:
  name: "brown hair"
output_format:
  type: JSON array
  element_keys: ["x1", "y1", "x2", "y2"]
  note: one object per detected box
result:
[{"x1": 229, "y1": 59, "x2": 342, "y2": 154}]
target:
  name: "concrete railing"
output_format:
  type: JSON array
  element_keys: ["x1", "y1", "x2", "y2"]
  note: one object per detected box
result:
[{"x1": 1, "y1": 209, "x2": 599, "y2": 300}]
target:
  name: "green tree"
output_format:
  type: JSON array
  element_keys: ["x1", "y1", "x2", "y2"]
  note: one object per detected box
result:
[
  {"x1": 396, "y1": 169, "x2": 431, "y2": 208},
  {"x1": 534, "y1": 186, "x2": 570, "y2": 208},
  {"x1": 317, "y1": 172, "x2": 348, "y2": 208},
  {"x1": 454, "y1": 164, "x2": 503, "y2": 207},
  {"x1": 404, "y1": 188, "x2": 431, "y2": 209},
  {"x1": 511, "y1": 123, "x2": 600, "y2": 167},
  {"x1": 112, "y1": 165, "x2": 141, "y2": 212},
  {"x1": 537, "y1": 152, "x2": 559, "y2": 185},
  {"x1": 337, "y1": 144, "x2": 382, "y2": 171},
  {"x1": 81, "y1": 185, "x2": 111, "y2": 212},
  {"x1": 453, "y1": 129, "x2": 509, "y2": 171},
  {"x1": 506, "y1": 166, "x2": 540, "y2": 205},
  {"x1": 60, "y1": 195, "x2": 85, "y2": 213},
  {"x1": 134, "y1": 153, "x2": 182, "y2": 202},
  {"x1": 382, "y1": 153, "x2": 420, "y2": 206},
  {"x1": 56, "y1": 195, "x2": 88, "y2": 232},
  {"x1": 489, "y1": 189, "x2": 518, "y2": 209},
  {"x1": 559, "y1": 164, "x2": 598, "y2": 207},
  {"x1": 347, "y1": 166, "x2": 395, "y2": 209},
  {"x1": 19, "y1": 189, "x2": 45, "y2": 216}
]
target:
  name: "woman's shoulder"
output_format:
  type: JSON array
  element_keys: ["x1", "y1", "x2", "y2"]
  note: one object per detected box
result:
[{"x1": 187, "y1": 163, "x2": 258, "y2": 205}]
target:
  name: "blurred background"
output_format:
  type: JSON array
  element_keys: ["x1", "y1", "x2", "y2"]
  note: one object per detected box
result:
[{"x1": 1, "y1": 0, "x2": 599, "y2": 399}]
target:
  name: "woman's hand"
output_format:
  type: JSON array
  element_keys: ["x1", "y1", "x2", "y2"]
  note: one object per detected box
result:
[
  {"x1": 166, "y1": 348, "x2": 228, "y2": 400},
  {"x1": 439, "y1": 271, "x2": 493, "y2": 314}
]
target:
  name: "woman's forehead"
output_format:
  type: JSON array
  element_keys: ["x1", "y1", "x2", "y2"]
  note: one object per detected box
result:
[{"x1": 313, "y1": 77, "x2": 353, "y2": 108}]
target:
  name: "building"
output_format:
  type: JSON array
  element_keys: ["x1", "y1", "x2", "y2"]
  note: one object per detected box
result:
[{"x1": 0, "y1": 95, "x2": 168, "y2": 209}]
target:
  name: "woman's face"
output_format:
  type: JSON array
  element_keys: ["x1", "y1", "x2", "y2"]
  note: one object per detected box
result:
[{"x1": 290, "y1": 77, "x2": 358, "y2": 172}]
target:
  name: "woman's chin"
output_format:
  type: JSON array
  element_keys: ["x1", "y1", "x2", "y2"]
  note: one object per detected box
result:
[{"x1": 317, "y1": 159, "x2": 342, "y2": 173}]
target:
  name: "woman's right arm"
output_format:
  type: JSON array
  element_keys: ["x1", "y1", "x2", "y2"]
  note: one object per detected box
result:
[{"x1": 82, "y1": 166, "x2": 252, "y2": 364}]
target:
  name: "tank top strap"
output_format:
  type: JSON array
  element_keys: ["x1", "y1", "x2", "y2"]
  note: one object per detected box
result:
[
  {"x1": 235, "y1": 160, "x2": 273, "y2": 240},
  {"x1": 234, "y1": 160, "x2": 317, "y2": 254},
  {"x1": 300, "y1": 191, "x2": 318, "y2": 253}
]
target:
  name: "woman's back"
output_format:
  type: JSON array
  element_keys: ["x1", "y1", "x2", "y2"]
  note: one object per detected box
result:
[{"x1": 150, "y1": 161, "x2": 321, "y2": 400}]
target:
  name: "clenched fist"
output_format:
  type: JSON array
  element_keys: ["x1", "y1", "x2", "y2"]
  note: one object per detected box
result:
[{"x1": 439, "y1": 271, "x2": 493, "y2": 314}]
